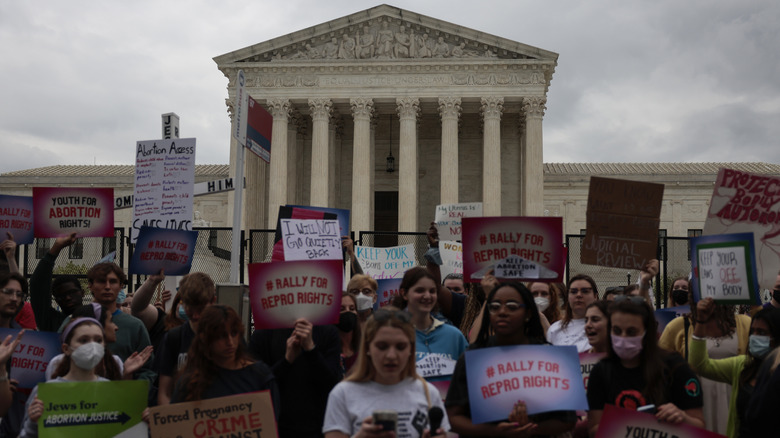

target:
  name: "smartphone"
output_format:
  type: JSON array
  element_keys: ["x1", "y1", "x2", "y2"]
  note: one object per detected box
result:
[
  {"x1": 637, "y1": 404, "x2": 656, "y2": 414},
  {"x1": 372, "y1": 410, "x2": 398, "y2": 432}
]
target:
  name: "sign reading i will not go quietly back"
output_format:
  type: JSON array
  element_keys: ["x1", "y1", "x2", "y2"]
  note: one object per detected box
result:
[
  {"x1": 32, "y1": 187, "x2": 114, "y2": 238},
  {"x1": 690, "y1": 232, "x2": 760, "y2": 304},
  {"x1": 129, "y1": 226, "x2": 198, "y2": 275},
  {"x1": 280, "y1": 218, "x2": 342, "y2": 261},
  {"x1": 0, "y1": 194, "x2": 34, "y2": 244}
]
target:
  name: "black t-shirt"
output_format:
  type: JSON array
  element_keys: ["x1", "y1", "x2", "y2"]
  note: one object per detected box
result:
[
  {"x1": 148, "y1": 307, "x2": 168, "y2": 353},
  {"x1": 159, "y1": 322, "x2": 195, "y2": 377}
]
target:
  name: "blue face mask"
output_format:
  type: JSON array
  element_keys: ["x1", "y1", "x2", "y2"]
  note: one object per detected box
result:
[
  {"x1": 177, "y1": 305, "x2": 189, "y2": 322},
  {"x1": 749, "y1": 335, "x2": 771, "y2": 358},
  {"x1": 116, "y1": 289, "x2": 126, "y2": 304}
]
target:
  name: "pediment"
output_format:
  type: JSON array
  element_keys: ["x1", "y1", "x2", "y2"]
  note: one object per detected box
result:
[{"x1": 214, "y1": 4, "x2": 558, "y2": 65}]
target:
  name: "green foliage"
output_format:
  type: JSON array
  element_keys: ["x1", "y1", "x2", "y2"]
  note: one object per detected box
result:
[{"x1": 53, "y1": 261, "x2": 91, "y2": 297}]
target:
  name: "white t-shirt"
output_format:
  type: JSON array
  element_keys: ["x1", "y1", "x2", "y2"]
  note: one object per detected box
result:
[
  {"x1": 323, "y1": 377, "x2": 450, "y2": 438},
  {"x1": 547, "y1": 318, "x2": 590, "y2": 353}
]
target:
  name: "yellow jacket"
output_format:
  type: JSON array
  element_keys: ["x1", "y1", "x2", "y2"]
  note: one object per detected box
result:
[{"x1": 658, "y1": 313, "x2": 752, "y2": 357}]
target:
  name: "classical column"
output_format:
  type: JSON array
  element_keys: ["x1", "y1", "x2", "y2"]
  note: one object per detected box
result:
[
  {"x1": 309, "y1": 98, "x2": 332, "y2": 207},
  {"x1": 267, "y1": 98, "x2": 291, "y2": 228},
  {"x1": 350, "y1": 98, "x2": 374, "y2": 233},
  {"x1": 397, "y1": 97, "x2": 420, "y2": 232},
  {"x1": 329, "y1": 115, "x2": 342, "y2": 207},
  {"x1": 439, "y1": 96, "x2": 461, "y2": 205},
  {"x1": 522, "y1": 97, "x2": 546, "y2": 216},
  {"x1": 286, "y1": 112, "x2": 301, "y2": 205},
  {"x1": 481, "y1": 97, "x2": 504, "y2": 216}
]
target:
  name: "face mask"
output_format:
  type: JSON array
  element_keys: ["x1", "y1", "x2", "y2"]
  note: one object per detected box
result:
[
  {"x1": 70, "y1": 342, "x2": 105, "y2": 370},
  {"x1": 177, "y1": 305, "x2": 188, "y2": 322},
  {"x1": 749, "y1": 335, "x2": 772, "y2": 358},
  {"x1": 672, "y1": 289, "x2": 689, "y2": 305},
  {"x1": 116, "y1": 289, "x2": 126, "y2": 304},
  {"x1": 534, "y1": 297, "x2": 550, "y2": 312},
  {"x1": 336, "y1": 311, "x2": 358, "y2": 332},
  {"x1": 611, "y1": 333, "x2": 644, "y2": 360},
  {"x1": 356, "y1": 293, "x2": 374, "y2": 312}
]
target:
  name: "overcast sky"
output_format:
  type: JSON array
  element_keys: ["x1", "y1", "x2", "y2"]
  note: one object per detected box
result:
[{"x1": 1, "y1": 0, "x2": 778, "y2": 174}]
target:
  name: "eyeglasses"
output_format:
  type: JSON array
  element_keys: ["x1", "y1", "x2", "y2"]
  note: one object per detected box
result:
[
  {"x1": 613, "y1": 295, "x2": 647, "y2": 305},
  {"x1": 488, "y1": 301, "x2": 526, "y2": 314},
  {"x1": 373, "y1": 308, "x2": 412, "y2": 323},
  {"x1": 348, "y1": 288, "x2": 375, "y2": 295},
  {"x1": 569, "y1": 287, "x2": 594, "y2": 295},
  {"x1": 1, "y1": 288, "x2": 26, "y2": 300}
]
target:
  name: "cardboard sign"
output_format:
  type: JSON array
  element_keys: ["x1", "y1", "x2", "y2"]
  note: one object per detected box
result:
[
  {"x1": 0, "y1": 329, "x2": 60, "y2": 389},
  {"x1": 465, "y1": 345, "x2": 588, "y2": 423},
  {"x1": 435, "y1": 202, "x2": 483, "y2": 241},
  {"x1": 0, "y1": 195, "x2": 34, "y2": 244},
  {"x1": 439, "y1": 240, "x2": 463, "y2": 280},
  {"x1": 690, "y1": 232, "x2": 760, "y2": 304},
  {"x1": 581, "y1": 177, "x2": 664, "y2": 270},
  {"x1": 280, "y1": 219, "x2": 342, "y2": 261},
  {"x1": 596, "y1": 404, "x2": 726, "y2": 438},
  {"x1": 654, "y1": 306, "x2": 690, "y2": 335},
  {"x1": 461, "y1": 217, "x2": 564, "y2": 283},
  {"x1": 37, "y1": 380, "x2": 147, "y2": 438},
  {"x1": 354, "y1": 244, "x2": 416, "y2": 279},
  {"x1": 148, "y1": 391, "x2": 277, "y2": 438},
  {"x1": 129, "y1": 226, "x2": 198, "y2": 275},
  {"x1": 248, "y1": 260, "x2": 342, "y2": 329},
  {"x1": 32, "y1": 187, "x2": 114, "y2": 238},
  {"x1": 376, "y1": 278, "x2": 403, "y2": 309},
  {"x1": 703, "y1": 167, "x2": 780, "y2": 290},
  {"x1": 131, "y1": 138, "x2": 196, "y2": 242}
]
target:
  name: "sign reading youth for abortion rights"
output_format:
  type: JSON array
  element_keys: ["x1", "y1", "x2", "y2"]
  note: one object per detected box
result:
[
  {"x1": 690, "y1": 232, "x2": 760, "y2": 304},
  {"x1": 249, "y1": 260, "x2": 342, "y2": 329},
  {"x1": 0, "y1": 195, "x2": 34, "y2": 244},
  {"x1": 129, "y1": 226, "x2": 198, "y2": 275},
  {"x1": 32, "y1": 188, "x2": 114, "y2": 238},
  {"x1": 0, "y1": 329, "x2": 60, "y2": 389},
  {"x1": 353, "y1": 244, "x2": 416, "y2": 279},
  {"x1": 596, "y1": 404, "x2": 724, "y2": 438}
]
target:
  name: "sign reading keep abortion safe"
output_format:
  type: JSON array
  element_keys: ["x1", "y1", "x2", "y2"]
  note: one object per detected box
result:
[
  {"x1": 32, "y1": 188, "x2": 114, "y2": 238},
  {"x1": 354, "y1": 244, "x2": 416, "y2": 279}
]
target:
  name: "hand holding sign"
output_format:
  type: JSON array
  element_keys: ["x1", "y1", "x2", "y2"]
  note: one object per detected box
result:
[{"x1": 0, "y1": 330, "x2": 25, "y2": 367}]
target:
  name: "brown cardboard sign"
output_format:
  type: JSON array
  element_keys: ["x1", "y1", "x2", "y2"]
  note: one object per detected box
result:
[
  {"x1": 148, "y1": 391, "x2": 277, "y2": 438},
  {"x1": 581, "y1": 177, "x2": 664, "y2": 269}
]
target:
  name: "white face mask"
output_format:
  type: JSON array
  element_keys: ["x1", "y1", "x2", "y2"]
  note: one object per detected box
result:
[
  {"x1": 70, "y1": 342, "x2": 105, "y2": 370},
  {"x1": 534, "y1": 297, "x2": 550, "y2": 312},
  {"x1": 356, "y1": 293, "x2": 374, "y2": 311}
]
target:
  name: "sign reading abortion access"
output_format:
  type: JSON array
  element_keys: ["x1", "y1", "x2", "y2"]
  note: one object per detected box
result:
[
  {"x1": 596, "y1": 404, "x2": 724, "y2": 438},
  {"x1": 376, "y1": 278, "x2": 403, "y2": 309},
  {"x1": 461, "y1": 217, "x2": 564, "y2": 283},
  {"x1": 435, "y1": 202, "x2": 482, "y2": 241},
  {"x1": 33, "y1": 187, "x2": 114, "y2": 238},
  {"x1": 280, "y1": 219, "x2": 342, "y2": 261},
  {"x1": 37, "y1": 380, "x2": 147, "y2": 438},
  {"x1": 581, "y1": 177, "x2": 664, "y2": 270},
  {"x1": 690, "y1": 232, "x2": 760, "y2": 304},
  {"x1": 148, "y1": 391, "x2": 277, "y2": 438},
  {"x1": 249, "y1": 260, "x2": 342, "y2": 329},
  {"x1": 465, "y1": 344, "x2": 587, "y2": 423},
  {"x1": 0, "y1": 329, "x2": 59, "y2": 389},
  {"x1": 704, "y1": 167, "x2": 780, "y2": 290},
  {"x1": 354, "y1": 244, "x2": 416, "y2": 279},
  {"x1": 129, "y1": 226, "x2": 198, "y2": 275},
  {"x1": 0, "y1": 195, "x2": 34, "y2": 244}
]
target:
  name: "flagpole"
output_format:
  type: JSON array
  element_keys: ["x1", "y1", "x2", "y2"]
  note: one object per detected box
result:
[{"x1": 230, "y1": 70, "x2": 246, "y2": 284}]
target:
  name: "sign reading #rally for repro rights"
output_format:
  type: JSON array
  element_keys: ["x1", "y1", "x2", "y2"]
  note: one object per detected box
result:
[{"x1": 0, "y1": 195, "x2": 34, "y2": 244}]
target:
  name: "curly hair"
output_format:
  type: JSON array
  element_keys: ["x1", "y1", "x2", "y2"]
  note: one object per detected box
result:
[{"x1": 474, "y1": 283, "x2": 546, "y2": 348}]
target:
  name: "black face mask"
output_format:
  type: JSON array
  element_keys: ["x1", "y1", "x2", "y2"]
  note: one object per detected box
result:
[
  {"x1": 337, "y1": 311, "x2": 358, "y2": 333},
  {"x1": 672, "y1": 289, "x2": 689, "y2": 305},
  {"x1": 773, "y1": 289, "x2": 780, "y2": 303}
]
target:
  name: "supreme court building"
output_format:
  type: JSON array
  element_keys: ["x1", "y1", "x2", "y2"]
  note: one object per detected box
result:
[{"x1": 215, "y1": 5, "x2": 557, "y2": 233}]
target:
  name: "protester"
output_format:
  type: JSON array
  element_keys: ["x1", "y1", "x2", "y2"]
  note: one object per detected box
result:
[
  {"x1": 584, "y1": 300, "x2": 609, "y2": 354},
  {"x1": 443, "y1": 273, "x2": 465, "y2": 295},
  {"x1": 131, "y1": 270, "x2": 174, "y2": 353},
  {"x1": 528, "y1": 281, "x2": 561, "y2": 324},
  {"x1": 602, "y1": 286, "x2": 623, "y2": 302},
  {"x1": 547, "y1": 274, "x2": 599, "y2": 352},
  {"x1": 0, "y1": 330, "x2": 25, "y2": 434},
  {"x1": 424, "y1": 223, "x2": 468, "y2": 328},
  {"x1": 338, "y1": 292, "x2": 361, "y2": 376},
  {"x1": 323, "y1": 307, "x2": 449, "y2": 438},
  {"x1": 28, "y1": 233, "x2": 84, "y2": 332},
  {"x1": 347, "y1": 274, "x2": 379, "y2": 330},
  {"x1": 0, "y1": 272, "x2": 28, "y2": 436},
  {"x1": 742, "y1": 341, "x2": 780, "y2": 435},
  {"x1": 666, "y1": 277, "x2": 690, "y2": 308}
]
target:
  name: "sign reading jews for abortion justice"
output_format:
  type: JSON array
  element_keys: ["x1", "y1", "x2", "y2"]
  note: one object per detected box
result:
[
  {"x1": 32, "y1": 188, "x2": 114, "y2": 238},
  {"x1": 129, "y1": 226, "x2": 198, "y2": 276},
  {"x1": 249, "y1": 260, "x2": 342, "y2": 329},
  {"x1": 132, "y1": 138, "x2": 196, "y2": 242},
  {"x1": 0, "y1": 195, "x2": 34, "y2": 244},
  {"x1": 690, "y1": 232, "x2": 760, "y2": 305},
  {"x1": 439, "y1": 240, "x2": 463, "y2": 280},
  {"x1": 148, "y1": 391, "x2": 277, "y2": 438},
  {"x1": 37, "y1": 380, "x2": 147, "y2": 438},
  {"x1": 435, "y1": 202, "x2": 483, "y2": 242},
  {"x1": 280, "y1": 219, "x2": 342, "y2": 261},
  {"x1": 376, "y1": 278, "x2": 403, "y2": 309},
  {"x1": 354, "y1": 244, "x2": 416, "y2": 279},
  {"x1": 461, "y1": 217, "x2": 564, "y2": 283},
  {"x1": 596, "y1": 404, "x2": 725, "y2": 438},
  {"x1": 704, "y1": 167, "x2": 780, "y2": 290},
  {"x1": 0, "y1": 329, "x2": 60, "y2": 389},
  {"x1": 465, "y1": 345, "x2": 588, "y2": 423}
]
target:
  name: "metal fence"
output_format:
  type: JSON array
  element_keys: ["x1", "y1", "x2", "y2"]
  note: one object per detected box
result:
[{"x1": 356, "y1": 231, "x2": 429, "y2": 266}]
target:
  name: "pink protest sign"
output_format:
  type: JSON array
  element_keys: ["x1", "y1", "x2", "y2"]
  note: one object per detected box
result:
[
  {"x1": 461, "y1": 217, "x2": 564, "y2": 283},
  {"x1": 129, "y1": 226, "x2": 198, "y2": 275},
  {"x1": 578, "y1": 352, "x2": 605, "y2": 391},
  {"x1": 248, "y1": 260, "x2": 342, "y2": 329},
  {"x1": 32, "y1": 187, "x2": 114, "y2": 238},
  {"x1": 0, "y1": 195, "x2": 34, "y2": 244},
  {"x1": 597, "y1": 404, "x2": 726, "y2": 438}
]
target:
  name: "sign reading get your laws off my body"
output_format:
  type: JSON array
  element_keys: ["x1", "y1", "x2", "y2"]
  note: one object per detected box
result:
[
  {"x1": 32, "y1": 188, "x2": 114, "y2": 238},
  {"x1": 353, "y1": 244, "x2": 416, "y2": 279},
  {"x1": 690, "y1": 232, "x2": 760, "y2": 304}
]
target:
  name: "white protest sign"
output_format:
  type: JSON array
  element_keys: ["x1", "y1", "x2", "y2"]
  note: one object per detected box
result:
[
  {"x1": 354, "y1": 244, "x2": 416, "y2": 279},
  {"x1": 691, "y1": 232, "x2": 759, "y2": 304},
  {"x1": 280, "y1": 219, "x2": 342, "y2": 261},
  {"x1": 435, "y1": 202, "x2": 483, "y2": 241},
  {"x1": 493, "y1": 254, "x2": 559, "y2": 280},
  {"x1": 416, "y1": 353, "x2": 457, "y2": 379},
  {"x1": 440, "y1": 240, "x2": 463, "y2": 280}
]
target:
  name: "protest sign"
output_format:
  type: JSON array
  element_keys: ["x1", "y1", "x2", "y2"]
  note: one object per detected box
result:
[
  {"x1": 439, "y1": 240, "x2": 463, "y2": 280},
  {"x1": 376, "y1": 278, "x2": 403, "y2": 309},
  {"x1": 596, "y1": 404, "x2": 726, "y2": 438},
  {"x1": 249, "y1": 260, "x2": 342, "y2": 329},
  {"x1": 246, "y1": 95, "x2": 274, "y2": 162},
  {"x1": 435, "y1": 202, "x2": 482, "y2": 242},
  {"x1": 704, "y1": 167, "x2": 780, "y2": 290},
  {"x1": 461, "y1": 217, "x2": 564, "y2": 283},
  {"x1": 493, "y1": 254, "x2": 559, "y2": 281},
  {"x1": 578, "y1": 352, "x2": 605, "y2": 392},
  {"x1": 690, "y1": 232, "x2": 760, "y2": 304},
  {"x1": 654, "y1": 305, "x2": 690, "y2": 335},
  {"x1": 0, "y1": 329, "x2": 59, "y2": 389},
  {"x1": 0, "y1": 195, "x2": 34, "y2": 244},
  {"x1": 129, "y1": 226, "x2": 198, "y2": 275},
  {"x1": 581, "y1": 176, "x2": 664, "y2": 270},
  {"x1": 131, "y1": 138, "x2": 196, "y2": 242},
  {"x1": 287, "y1": 205, "x2": 350, "y2": 239},
  {"x1": 354, "y1": 244, "x2": 416, "y2": 279},
  {"x1": 465, "y1": 345, "x2": 587, "y2": 423},
  {"x1": 280, "y1": 219, "x2": 342, "y2": 261},
  {"x1": 148, "y1": 391, "x2": 277, "y2": 438},
  {"x1": 32, "y1": 188, "x2": 114, "y2": 238},
  {"x1": 37, "y1": 380, "x2": 147, "y2": 438},
  {"x1": 272, "y1": 206, "x2": 338, "y2": 261}
]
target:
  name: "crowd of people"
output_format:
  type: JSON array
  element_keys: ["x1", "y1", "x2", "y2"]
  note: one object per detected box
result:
[{"x1": 0, "y1": 228, "x2": 779, "y2": 437}]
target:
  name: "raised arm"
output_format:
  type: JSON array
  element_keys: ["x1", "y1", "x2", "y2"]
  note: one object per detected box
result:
[
  {"x1": 131, "y1": 270, "x2": 165, "y2": 331},
  {"x1": 0, "y1": 232, "x2": 19, "y2": 274}
]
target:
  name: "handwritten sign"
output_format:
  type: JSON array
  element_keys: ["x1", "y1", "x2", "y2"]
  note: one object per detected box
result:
[
  {"x1": 280, "y1": 219, "x2": 342, "y2": 261},
  {"x1": 597, "y1": 404, "x2": 725, "y2": 438},
  {"x1": 131, "y1": 138, "x2": 196, "y2": 242},
  {"x1": 461, "y1": 217, "x2": 564, "y2": 283},
  {"x1": 581, "y1": 177, "x2": 664, "y2": 270},
  {"x1": 690, "y1": 232, "x2": 760, "y2": 304},
  {"x1": 272, "y1": 206, "x2": 338, "y2": 261},
  {"x1": 354, "y1": 244, "x2": 416, "y2": 279},
  {"x1": 439, "y1": 240, "x2": 463, "y2": 280},
  {"x1": 494, "y1": 254, "x2": 559, "y2": 280},
  {"x1": 248, "y1": 260, "x2": 342, "y2": 329},
  {"x1": 704, "y1": 167, "x2": 780, "y2": 290},
  {"x1": 376, "y1": 278, "x2": 403, "y2": 309},
  {"x1": 148, "y1": 391, "x2": 277, "y2": 438},
  {"x1": 0, "y1": 195, "x2": 34, "y2": 244},
  {"x1": 0, "y1": 329, "x2": 59, "y2": 389},
  {"x1": 37, "y1": 380, "x2": 147, "y2": 438},
  {"x1": 129, "y1": 226, "x2": 197, "y2": 275},
  {"x1": 465, "y1": 345, "x2": 587, "y2": 423},
  {"x1": 287, "y1": 205, "x2": 350, "y2": 239},
  {"x1": 32, "y1": 187, "x2": 114, "y2": 238},
  {"x1": 435, "y1": 202, "x2": 483, "y2": 242},
  {"x1": 654, "y1": 306, "x2": 690, "y2": 335}
]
